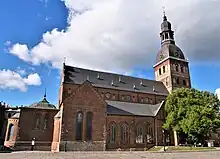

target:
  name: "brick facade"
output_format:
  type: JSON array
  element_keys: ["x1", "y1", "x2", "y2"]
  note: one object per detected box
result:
[
  {"x1": 51, "y1": 80, "x2": 168, "y2": 151},
  {"x1": 14, "y1": 108, "x2": 58, "y2": 151}
]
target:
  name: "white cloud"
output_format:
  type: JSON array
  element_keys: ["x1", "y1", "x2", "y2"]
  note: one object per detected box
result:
[
  {"x1": 215, "y1": 88, "x2": 220, "y2": 100},
  {"x1": 7, "y1": 0, "x2": 220, "y2": 73},
  {"x1": 0, "y1": 69, "x2": 41, "y2": 92},
  {"x1": 16, "y1": 67, "x2": 27, "y2": 76}
]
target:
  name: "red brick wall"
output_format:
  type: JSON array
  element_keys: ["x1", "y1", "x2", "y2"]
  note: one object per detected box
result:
[
  {"x1": 51, "y1": 118, "x2": 61, "y2": 152},
  {"x1": 106, "y1": 115, "x2": 158, "y2": 150},
  {"x1": 4, "y1": 118, "x2": 19, "y2": 147},
  {"x1": 16, "y1": 108, "x2": 58, "y2": 151},
  {"x1": 63, "y1": 83, "x2": 166, "y2": 105},
  {"x1": 60, "y1": 82, "x2": 107, "y2": 151}
]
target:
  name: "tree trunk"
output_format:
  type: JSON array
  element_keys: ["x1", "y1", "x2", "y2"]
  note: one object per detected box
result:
[{"x1": 174, "y1": 131, "x2": 178, "y2": 146}]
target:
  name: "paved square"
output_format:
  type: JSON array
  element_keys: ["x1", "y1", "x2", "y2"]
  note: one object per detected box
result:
[{"x1": 1, "y1": 151, "x2": 220, "y2": 159}]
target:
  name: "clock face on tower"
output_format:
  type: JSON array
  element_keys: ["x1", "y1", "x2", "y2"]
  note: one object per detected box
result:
[
  {"x1": 174, "y1": 51, "x2": 180, "y2": 58},
  {"x1": 160, "y1": 54, "x2": 164, "y2": 60}
]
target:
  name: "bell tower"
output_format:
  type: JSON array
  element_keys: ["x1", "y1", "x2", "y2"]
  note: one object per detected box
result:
[{"x1": 153, "y1": 13, "x2": 191, "y2": 93}]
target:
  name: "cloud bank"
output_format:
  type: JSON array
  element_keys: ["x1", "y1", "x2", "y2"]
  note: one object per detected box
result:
[
  {"x1": 0, "y1": 69, "x2": 41, "y2": 92},
  {"x1": 216, "y1": 88, "x2": 220, "y2": 100},
  {"x1": 8, "y1": 0, "x2": 220, "y2": 73}
]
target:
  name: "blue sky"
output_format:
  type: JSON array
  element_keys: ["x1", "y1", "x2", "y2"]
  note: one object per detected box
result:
[{"x1": 0, "y1": 0, "x2": 219, "y2": 106}]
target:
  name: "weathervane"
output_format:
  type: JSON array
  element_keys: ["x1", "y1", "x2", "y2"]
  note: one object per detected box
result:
[
  {"x1": 63, "y1": 57, "x2": 66, "y2": 64},
  {"x1": 162, "y1": 6, "x2": 166, "y2": 16}
]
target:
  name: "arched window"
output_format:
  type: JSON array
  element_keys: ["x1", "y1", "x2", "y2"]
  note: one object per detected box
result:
[
  {"x1": 163, "y1": 66, "x2": 166, "y2": 73},
  {"x1": 86, "y1": 112, "x2": 93, "y2": 141},
  {"x1": 159, "y1": 68, "x2": 162, "y2": 75},
  {"x1": 180, "y1": 65, "x2": 184, "y2": 73},
  {"x1": 109, "y1": 122, "x2": 117, "y2": 143},
  {"x1": 175, "y1": 64, "x2": 179, "y2": 72},
  {"x1": 121, "y1": 123, "x2": 129, "y2": 144},
  {"x1": 75, "y1": 111, "x2": 83, "y2": 141},
  {"x1": 146, "y1": 123, "x2": 153, "y2": 143},
  {"x1": 7, "y1": 123, "x2": 14, "y2": 141},
  {"x1": 43, "y1": 118, "x2": 48, "y2": 130},
  {"x1": 136, "y1": 124, "x2": 143, "y2": 143},
  {"x1": 35, "y1": 118, "x2": 40, "y2": 129},
  {"x1": 165, "y1": 33, "x2": 168, "y2": 39}
]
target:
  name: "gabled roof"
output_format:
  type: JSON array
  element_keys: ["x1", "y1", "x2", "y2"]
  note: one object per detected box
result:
[
  {"x1": 106, "y1": 100, "x2": 164, "y2": 116},
  {"x1": 11, "y1": 112, "x2": 20, "y2": 119},
  {"x1": 63, "y1": 64, "x2": 169, "y2": 96}
]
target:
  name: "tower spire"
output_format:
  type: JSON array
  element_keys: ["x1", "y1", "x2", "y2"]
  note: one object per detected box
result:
[
  {"x1": 44, "y1": 88, "x2": 47, "y2": 99},
  {"x1": 162, "y1": 6, "x2": 167, "y2": 21}
]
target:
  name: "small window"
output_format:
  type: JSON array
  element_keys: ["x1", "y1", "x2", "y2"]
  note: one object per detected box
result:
[
  {"x1": 8, "y1": 113, "x2": 12, "y2": 118},
  {"x1": 163, "y1": 66, "x2": 165, "y2": 73},
  {"x1": 173, "y1": 78, "x2": 176, "y2": 84},
  {"x1": 121, "y1": 95, "x2": 125, "y2": 101},
  {"x1": 180, "y1": 66, "x2": 184, "y2": 73},
  {"x1": 144, "y1": 97, "x2": 149, "y2": 103},
  {"x1": 159, "y1": 68, "x2": 162, "y2": 75},
  {"x1": 112, "y1": 94, "x2": 116, "y2": 100},
  {"x1": 165, "y1": 33, "x2": 168, "y2": 39},
  {"x1": 105, "y1": 93, "x2": 111, "y2": 99},
  {"x1": 140, "y1": 97, "x2": 144, "y2": 103},
  {"x1": 43, "y1": 118, "x2": 48, "y2": 130},
  {"x1": 165, "y1": 77, "x2": 169, "y2": 86},
  {"x1": 170, "y1": 33, "x2": 173, "y2": 39},
  {"x1": 183, "y1": 80, "x2": 186, "y2": 86},
  {"x1": 136, "y1": 125, "x2": 144, "y2": 143},
  {"x1": 175, "y1": 64, "x2": 179, "y2": 72},
  {"x1": 101, "y1": 92, "x2": 104, "y2": 98},
  {"x1": 35, "y1": 118, "x2": 40, "y2": 129},
  {"x1": 126, "y1": 95, "x2": 131, "y2": 101},
  {"x1": 68, "y1": 88, "x2": 71, "y2": 94},
  {"x1": 176, "y1": 78, "x2": 180, "y2": 85}
]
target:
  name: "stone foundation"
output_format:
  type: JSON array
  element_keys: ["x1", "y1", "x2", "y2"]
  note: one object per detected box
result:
[
  {"x1": 59, "y1": 141, "x2": 106, "y2": 151},
  {"x1": 14, "y1": 141, "x2": 52, "y2": 151}
]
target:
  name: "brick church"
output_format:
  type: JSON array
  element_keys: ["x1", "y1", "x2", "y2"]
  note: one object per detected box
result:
[{"x1": 0, "y1": 14, "x2": 191, "y2": 151}]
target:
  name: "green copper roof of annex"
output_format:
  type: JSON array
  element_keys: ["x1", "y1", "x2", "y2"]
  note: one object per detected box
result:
[{"x1": 28, "y1": 90, "x2": 57, "y2": 109}]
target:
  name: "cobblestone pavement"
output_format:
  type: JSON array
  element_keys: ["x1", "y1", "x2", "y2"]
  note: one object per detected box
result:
[{"x1": 1, "y1": 151, "x2": 220, "y2": 159}]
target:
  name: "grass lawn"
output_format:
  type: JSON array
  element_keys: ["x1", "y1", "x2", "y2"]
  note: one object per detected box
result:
[
  {"x1": 148, "y1": 146, "x2": 163, "y2": 151},
  {"x1": 167, "y1": 146, "x2": 216, "y2": 151}
]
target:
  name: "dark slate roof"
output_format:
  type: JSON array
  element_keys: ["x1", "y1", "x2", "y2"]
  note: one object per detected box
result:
[
  {"x1": 155, "y1": 43, "x2": 186, "y2": 65},
  {"x1": 106, "y1": 100, "x2": 164, "y2": 116},
  {"x1": 28, "y1": 97, "x2": 56, "y2": 109},
  {"x1": 11, "y1": 112, "x2": 20, "y2": 119},
  {"x1": 64, "y1": 65, "x2": 169, "y2": 96}
]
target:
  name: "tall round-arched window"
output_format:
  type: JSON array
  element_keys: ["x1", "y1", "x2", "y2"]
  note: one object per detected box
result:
[
  {"x1": 75, "y1": 111, "x2": 83, "y2": 141},
  {"x1": 86, "y1": 112, "x2": 93, "y2": 141},
  {"x1": 7, "y1": 123, "x2": 14, "y2": 141},
  {"x1": 121, "y1": 123, "x2": 129, "y2": 144},
  {"x1": 109, "y1": 122, "x2": 117, "y2": 143},
  {"x1": 136, "y1": 124, "x2": 143, "y2": 143}
]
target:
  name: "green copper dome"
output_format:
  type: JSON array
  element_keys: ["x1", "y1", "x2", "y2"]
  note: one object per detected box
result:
[{"x1": 28, "y1": 91, "x2": 56, "y2": 109}]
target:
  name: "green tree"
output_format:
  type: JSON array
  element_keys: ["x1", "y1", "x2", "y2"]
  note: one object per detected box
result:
[{"x1": 164, "y1": 88, "x2": 220, "y2": 144}]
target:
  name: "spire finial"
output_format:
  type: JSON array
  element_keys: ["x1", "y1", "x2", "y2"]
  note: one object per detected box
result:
[
  {"x1": 44, "y1": 88, "x2": 47, "y2": 98},
  {"x1": 63, "y1": 57, "x2": 66, "y2": 64},
  {"x1": 162, "y1": 6, "x2": 167, "y2": 21}
]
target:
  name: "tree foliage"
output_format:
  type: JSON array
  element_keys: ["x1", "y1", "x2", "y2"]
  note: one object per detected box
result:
[{"x1": 164, "y1": 88, "x2": 220, "y2": 143}]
